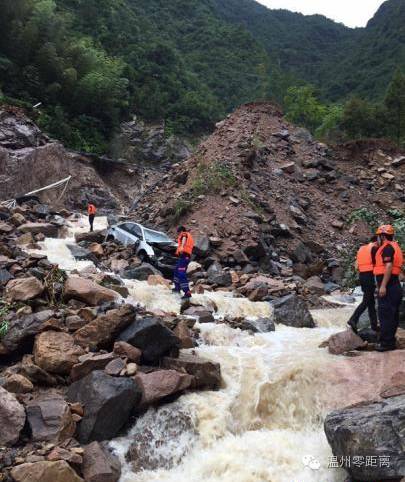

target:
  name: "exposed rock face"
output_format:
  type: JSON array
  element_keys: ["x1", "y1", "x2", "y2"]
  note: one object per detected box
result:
[
  {"x1": 11, "y1": 461, "x2": 84, "y2": 482},
  {"x1": 26, "y1": 395, "x2": 76, "y2": 443},
  {"x1": 272, "y1": 294, "x2": 315, "y2": 328},
  {"x1": 66, "y1": 371, "x2": 142, "y2": 443},
  {"x1": 135, "y1": 370, "x2": 194, "y2": 405},
  {"x1": 34, "y1": 331, "x2": 85, "y2": 375},
  {"x1": 117, "y1": 317, "x2": 180, "y2": 364},
  {"x1": 5, "y1": 276, "x2": 44, "y2": 302},
  {"x1": 162, "y1": 354, "x2": 222, "y2": 389},
  {"x1": 74, "y1": 304, "x2": 136, "y2": 350},
  {"x1": 0, "y1": 386, "x2": 26, "y2": 446},
  {"x1": 82, "y1": 442, "x2": 121, "y2": 482},
  {"x1": 64, "y1": 276, "x2": 119, "y2": 306},
  {"x1": 327, "y1": 329, "x2": 367, "y2": 355},
  {"x1": 325, "y1": 395, "x2": 405, "y2": 480},
  {"x1": 0, "y1": 309, "x2": 54, "y2": 355}
]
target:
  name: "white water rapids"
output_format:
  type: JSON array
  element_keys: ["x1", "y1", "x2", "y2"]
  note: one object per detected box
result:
[{"x1": 30, "y1": 215, "x2": 363, "y2": 482}]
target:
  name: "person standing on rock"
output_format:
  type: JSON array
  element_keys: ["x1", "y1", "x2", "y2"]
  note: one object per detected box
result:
[
  {"x1": 348, "y1": 236, "x2": 379, "y2": 333},
  {"x1": 173, "y1": 226, "x2": 194, "y2": 299},
  {"x1": 374, "y1": 225, "x2": 404, "y2": 352},
  {"x1": 87, "y1": 202, "x2": 96, "y2": 232}
]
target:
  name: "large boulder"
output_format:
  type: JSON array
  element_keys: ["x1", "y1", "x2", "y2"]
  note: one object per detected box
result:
[
  {"x1": 303, "y1": 275, "x2": 326, "y2": 294},
  {"x1": 18, "y1": 222, "x2": 59, "y2": 238},
  {"x1": 123, "y1": 263, "x2": 162, "y2": 281},
  {"x1": 82, "y1": 442, "x2": 121, "y2": 482},
  {"x1": 11, "y1": 461, "x2": 84, "y2": 482},
  {"x1": 26, "y1": 394, "x2": 76, "y2": 443},
  {"x1": 74, "y1": 304, "x2": 136, "y2": 350},
  {"x1": 324, "y1": 395, "x2": 405, "y2": 481},
  {"x1": 272, "y1": 294, "x2": 315, "y2": 328},
  {"x1": 207, "y1": 262, "x2": 232, "y2": 287},
  {"x1": 34, "y1": 331, "x2": 85, "y2": 375},
  {"x1": 64, "y1": 276, "x2": 119, "y2": 306},
  {"x1": 5, "y1": 276, "x2": 44, "y2": 302},
  {"x1": 0, "y1": 310, "x2": 54, "y2": 355},
  {"x1": 75, "y1": 230, "x2": 106, "y2": 244},
  {"x1": 327, "y1": 329, "x2": 367, "y2": 355},
  {"x1": 162, "y1": 353, "x2": 222, "y2": 389},
  {"x1": 194, "y1": 236, "x2": 210, "y2": 257},
  {"x1": 66, "y1": 371, "x2": 142, "y2": 443},
  {"x1": 117, "y1": 317, "x2": 180, "y2": 364},
  {"x1": 0, "y1": 386, "x2": 26, "y2": 446},
  {"x1": 134, "y1": 370, "x2": 193, "y2": 405}
]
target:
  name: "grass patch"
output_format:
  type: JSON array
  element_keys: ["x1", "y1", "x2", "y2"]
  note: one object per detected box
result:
[{"x1": 191, "y1": 162, "x2": 236, "y2": 197}]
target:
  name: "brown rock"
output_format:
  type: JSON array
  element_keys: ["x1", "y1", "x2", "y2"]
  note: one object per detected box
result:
[
  {"x1": 75, "y1": 230, "x2": 105, "y2": 244},
  {"x1": 89, "y1": 243, "x2": 104, "y2": 257},
  {"x1": 248, "y1": 286, "x2": 268, "y2": 301},
  {"x1": 74, "y1": 304, "x2": 136, "y2": 350},
  {"x1": 174, "y1": 320, "x2": 195, "y2": 349},
  {"x1": 0, "y1": 222, "x2": 13, "y2": 233},
  {"x1": 0, "y1": 386, "x2": 26, "y2": 446},
  {"x1": 64, "y1": 276, "x2": 119, "y2": 306},
  {"x1": 162, "y1": 353, "x2": 222, "y2": 389},
  {"x1": 113, "y1": 341, "x2": 142, "y2": 363},
  {"x1": 303, "y1": 276, "x2": 326, "y2": 294},
  {"x1": 82, "y1": 442, "x2": 121, "y2": 482},
  {"x1": 147, "y1": 274, "x2": 171, "y2": 288},
  {"x1": 3, "y1": 373, "x2": 33, "y2": 393},
  {"x1": 18, "y1": 222, "x2": 60, "y2": 238},
  {"x1": 20, "y1": 354, "x2": 58, "y2": 386},
  {"x1": 34, "y1": 331, "x2": 85, "y2": 375},
  {"x1": 135, "y1": 370, "x2": 193, "y2": 405},
  {"x1": 16, "y1": 232, "x2": 34, "y2": 245},
  {"x1": 5, "y1": 276, "x2": 44, "y2": 301},
  {"x1": 280, "y1": 161, "x2": 295, "y2": 174},
  {"x1": 380, "y1": 371, "x2": 405, "y2": 399},
  {"x1": 70, "y1": 353, "x2": 117, "y2": 382},
  {"x1": 110, "y1": 259, "x2": 129, "y2": 273},
  {"x1": 11, "y1": 461, "x2": 84, "y2": 482},
  {"x1": 47, "y1": 447, "x2": 83, "y2": 465},
  {"x1": 78, "y1": 307, "x2": 98, "y2": 322},
  {"x1": 66, "y1": 315, "x2": 87, "y2": 332},
  {"x1": 327, "y1": 329, "x2": 367, "y2": 356},
  {"x1": 26, "y1": 394, "x2": 76, "y2": 443}
]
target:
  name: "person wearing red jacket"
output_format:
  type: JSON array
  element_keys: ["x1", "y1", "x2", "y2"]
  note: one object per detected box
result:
[
  {"x1": 87, "y1": 203, "x2": 96, "y2": 232},
  {"x1": 173, "y1": 226, "x2": 194, "y2": 299}
]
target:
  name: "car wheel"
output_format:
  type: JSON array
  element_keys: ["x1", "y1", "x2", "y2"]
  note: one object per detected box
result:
[{"x1": 106, "y1": 234, "x2": 115, "y2": 242}]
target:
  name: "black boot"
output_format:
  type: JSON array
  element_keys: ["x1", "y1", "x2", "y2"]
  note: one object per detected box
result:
[{"x1": 347, "y1": 319, "x2": 358, "y2": 334}]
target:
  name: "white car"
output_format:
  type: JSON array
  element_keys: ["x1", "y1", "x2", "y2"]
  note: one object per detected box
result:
[{"x1": 105, "y1": 222, "x2": 177, "y2": 262}]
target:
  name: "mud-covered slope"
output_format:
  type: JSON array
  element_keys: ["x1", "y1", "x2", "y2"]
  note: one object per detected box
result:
[{"x1": 131, "y1": 103, "x2": 404, "y2": 274}]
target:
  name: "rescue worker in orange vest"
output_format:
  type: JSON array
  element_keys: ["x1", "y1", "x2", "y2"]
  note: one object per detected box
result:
[
  {"x1": 374, "y1": 225, "x2": 404, "y2": 352},
  {"x1": 173, "y1": 226, "x2": 194, "y2": 299},
  {"x1": 347, "y1": 236, "x2": 378, "y2": 333},
  {"x1": 87, "y1": 203, "x2": 96, "y2": 232}
]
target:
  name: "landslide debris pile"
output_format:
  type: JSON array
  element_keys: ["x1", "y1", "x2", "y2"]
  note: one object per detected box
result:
[
  {"x1": 132, "y1": 102, "x2": 405, "y2": 285},
  {"x1": 0, "y1": 201, "x2": 221, "y2": 482}
]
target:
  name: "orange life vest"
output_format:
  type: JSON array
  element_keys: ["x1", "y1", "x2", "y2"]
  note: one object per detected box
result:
[
  {"x1": 176, "y1": 232, "x2": 194, "y2": 256},
  {"x1": 373, "y1": 241, "x2": 403, "y2": 276},
  {"x1": 356, "y1": 243, "x2": 375, "y2": 273},
  {"x1": 88, "y1": 204, "x2": 96, "y2": 215}
]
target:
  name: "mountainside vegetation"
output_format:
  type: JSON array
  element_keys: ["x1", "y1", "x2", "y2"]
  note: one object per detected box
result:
[{"x1": 0, "y1": 0, "x2": 404, "y2": 152}]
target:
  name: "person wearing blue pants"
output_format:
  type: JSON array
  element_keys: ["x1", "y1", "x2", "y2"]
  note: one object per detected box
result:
[{"x1": 173, "y1": 226, "x2": 194, "y2": 299}]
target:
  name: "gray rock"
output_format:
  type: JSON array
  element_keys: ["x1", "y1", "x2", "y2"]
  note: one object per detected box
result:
[
  {"x1": 82, "y1": 442, "x2": 121, "y2": 482},
  {"x1": 194, "y1": 236, "x2": 211, "y2": 257},
  {"x1": 0, "y1": 268, "x2": 13, "y2": 285},
  {"x1": 123, "y1": 263, "x2": 162, "y2": 281},
  {"x1": 207, "y1": 262, "x2": 232, "y2": 287},
  {"x1": 272, "y1": 294, "x2": 315, "y2": 328},
  {"x1": 251, "y1": 317, "x2": 276, "y2": 333},
  {"x1": 162, "y1": 353, "x2": 221, "y2": 389},
  {"x1": 66, "y1": 371, "x2": 142, "y2": 443},
  {"x1": 324, "y1": 395, "x2": 405, "y2": 481},
  {"x1": 117, "y1": 317, "x2": 180, "y2": 364},
  {"x1": 1, "y1": 310, "x2": 54, "y2": 355},
  {"x1": 0, "y1": 386, "x2": 26, "y2": 446}
]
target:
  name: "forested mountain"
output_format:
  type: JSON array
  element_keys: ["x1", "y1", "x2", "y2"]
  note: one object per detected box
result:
[{"x1": 0, "y1": 0, "x2": 404, "y2": 152}]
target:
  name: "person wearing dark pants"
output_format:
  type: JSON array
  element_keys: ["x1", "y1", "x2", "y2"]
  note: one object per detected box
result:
[
  {"x1": 348, "y1": 238, "x2": 378, "y2": 333},
  {"x1": 87, "y1": 203, "x2": 96, "y2": 232},
  {"x1": 374, "y1": 225, "x2": 404, "y2": 352},
  {"x1": 173, "y1": 226, "x2": 194, "y2": 299}
]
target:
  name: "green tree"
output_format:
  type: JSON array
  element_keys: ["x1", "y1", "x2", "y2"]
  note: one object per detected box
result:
[
  {"x1": 385, "y1": 69, "x2": 405, "y2": 145},
  {"x1": 284, "y1": 85, "x2": 327, "y2": 132}
]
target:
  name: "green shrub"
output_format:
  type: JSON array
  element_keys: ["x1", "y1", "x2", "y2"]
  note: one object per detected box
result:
[{"x1": 191, "y1": 162, "x2": 236, "y2": 196}]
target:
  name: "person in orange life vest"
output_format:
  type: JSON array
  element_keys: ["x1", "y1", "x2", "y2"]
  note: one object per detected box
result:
[
  {"x1": 374, "y1": 225, "x2": 404, "y2": 352},
  {"x1": 87, "y1": 203, "x2": 96, "y2": 232},
  {"x1": 173, "y1": 226, "x2": 194, "y2": 299},
  {"x1": 347, "y1": 236, "x2": 378, "y2": 334}
]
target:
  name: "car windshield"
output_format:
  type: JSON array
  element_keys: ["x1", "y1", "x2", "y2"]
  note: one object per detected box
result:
[{"x1": 143, "y1": 228, "x2": 173, "y2": 243}]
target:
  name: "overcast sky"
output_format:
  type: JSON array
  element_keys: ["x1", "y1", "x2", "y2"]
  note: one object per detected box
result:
[{"x1": 256, "y1": 0, "x2": 386, "y2": 28}]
